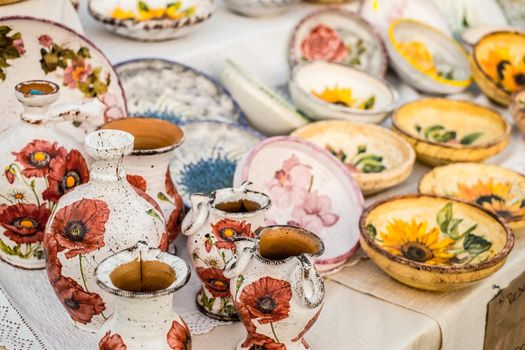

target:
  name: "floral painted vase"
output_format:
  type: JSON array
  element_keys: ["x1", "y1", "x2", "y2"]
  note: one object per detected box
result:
[
  {"x1": 96, "y1": 242, "x2": 191, "y2": 350},
  {"x1": 181, "y1": 183, "x2": 271, "y2": 321},
  {"x1": 44, "y1": 129, "x2": 167, "y2": 333},
  {"x1": 224, "y1": 225, "x2": 325, "y2": 350}
]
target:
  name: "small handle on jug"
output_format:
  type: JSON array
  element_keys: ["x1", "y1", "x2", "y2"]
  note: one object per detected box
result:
[
  {"x1": 291, "y1": 254, "x2": 325, "y2": 309},
  {"x1": 181, "y1": 193, "x2": 209, "y2": 236},
  {"x1": 47, "y1": 99, "x2": 106, "y2": 124},
  {"x1": 223, "y1": 238, "x2": 255, "y2": 279}
]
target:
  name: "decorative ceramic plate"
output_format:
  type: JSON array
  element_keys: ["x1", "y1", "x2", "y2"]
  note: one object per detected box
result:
[
  {"x1": 510, "y1": 89, "x2": 525, "y2": 135},
  {"x1": 292, "y1": 121, "x2": 415, "y2": 195},
  {"x1": 233, "y1": 136, "x2": 364, "y2": 273},
  {"x1": 289, "y1": 9, "x2": 387, "y2": 77},
  {"x1": 115, "y1": 58, "x2": 244, "y2": 125},
  {"x1": 224, "y1": 0, "x2": 299, "y2": 17},
  {"x1": 0, "y1": 16, "x2": 127, "y2": 140},
  {"x1": 392, "y1": 98, "x2": 510, "y2": 166},
  {"x1": 170, "y1": 121, "x2": 263, "y2": 207},
  {"x1": 360, "y1": 194, "x2": 514, "y2": 291}
]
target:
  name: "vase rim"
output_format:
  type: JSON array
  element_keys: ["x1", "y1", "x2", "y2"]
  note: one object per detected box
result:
[{"x1": 207, "y1": 186, "x2": 272, "y2": 218}]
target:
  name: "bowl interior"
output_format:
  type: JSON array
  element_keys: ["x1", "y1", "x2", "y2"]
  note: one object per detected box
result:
[{"x1": 90, "y1": 0, "x2": 206, "y2": 19}]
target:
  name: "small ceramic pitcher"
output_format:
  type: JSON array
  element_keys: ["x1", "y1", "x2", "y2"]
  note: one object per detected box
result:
[
  {"x1": 181, "y1": 182, "x2": 271, "y2": 321},
  {"x1": 224, "y1": 225, "x2": 325, "y2": 350},
  {"x1": 96, "y1": 242, "x2": 191, "y2": 350}
]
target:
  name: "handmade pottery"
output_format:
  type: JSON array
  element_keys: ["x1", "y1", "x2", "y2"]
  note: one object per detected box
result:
[
  {"x1": 182, "y1": 182, "x2": 271, "y2": 321},
  {"x1": 289, "y1": 9, "x2": 387, "y2": 76},
  {"x1": 0, "y1": 0, "x2": 25, "y2": 4},
  {"x1": 234, "y1": 136, "x2": 364, "y2": 273},
  {"x1": 88, "y1": 0, "x2": 215, "y2": 41},
  {"x1": 360, "y1": 194, "x2": 514, "y2": 291},
  {"x1": 498, "y1": 0, "x2": 525, "y2": 29},
  {"x1": 392, "y1": 98, "x2": 510, "y2": 166},
  {"x1": 471, "y1": 31, "x2": 525, "y2": 106},
  {"x1": 223, "y1": 0, "x2": 298, "y2": 17},
  {"x1": 289, "y1": 61, "x2": 397, "y2": 124},
  {"x1": 44, "y1": 130, "x2": 167, "y2": 332},
  {"x1": 460, "y1": 26, "x2": 519, "y2": 50},
  {"x1": 386, "y1": 19, "x2": 472, "y2": 94},
  {"x1": 96, "y1": 242, "x2": 191, "y2": 350},
  {"x1": 220, "y1": 60, "x2": 309, "y2": 136},
  {"x1": 510, "y1": 89, "x2": 525, "y2": 135},
  {"x1": 115, "y1": 58, "x2": 244, "y2": 125},
  {"x1": 292, "y1": 121, "x2": 415, "y2": 195},
  {"x1": 223, "y1": 225, "x2": 325, "y2": 350},
  {"x1": 101, "y1": 117, "x2": 185, "y2": 246}
]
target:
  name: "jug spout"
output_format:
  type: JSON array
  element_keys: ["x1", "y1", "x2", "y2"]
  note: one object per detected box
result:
[{"x1": 181, "y1": 193, "x2": 210, "y2": 236}]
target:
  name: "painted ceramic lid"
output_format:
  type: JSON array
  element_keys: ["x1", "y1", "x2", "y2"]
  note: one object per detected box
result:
[
  {"x1": 289, "y1": 9, "x2": 387, "y2": 77},
  {"x1": 234, "y1": 136, "x2": 364, "y2": 272}
]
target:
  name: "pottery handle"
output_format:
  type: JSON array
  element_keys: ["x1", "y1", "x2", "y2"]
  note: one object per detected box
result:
[
  {"x1": 291, "y1": 254, "x2": 325, "y2": 309},
  {"x1": 223, "y1": 238, "x2": 255, "y2": 279},
  {"x1": 181, "y1": 193, "x2": 210, "y2": 236},
  {"x1": 237, "y1": 181, "x2": 254, "y2": 192},
  {"x1": 47, "y1": 99, "x2": 106, "y2": 124}
]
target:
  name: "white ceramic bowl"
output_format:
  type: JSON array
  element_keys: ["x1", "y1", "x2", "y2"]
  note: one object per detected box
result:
[{"x1": 223, "y1": 0, "x2": 299, "y2": 17}]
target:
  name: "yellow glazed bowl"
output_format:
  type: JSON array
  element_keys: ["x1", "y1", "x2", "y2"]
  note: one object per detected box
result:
[
  {"x1": 360, "y1": 195, "x2": 514, "y2": 291},
  {"x1": 510, "y1": 89, "x2": 525, "y2": 135},
  {"x1": 0, "y1": 0, "x2": 25, "y2": 4},
  {"x1": 392, "y1": 98, "x2": 510, "y2": 166}
]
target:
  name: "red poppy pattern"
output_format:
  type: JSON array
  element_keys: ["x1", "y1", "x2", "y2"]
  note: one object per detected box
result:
[
  {"x1": 242, "y1": 333, "x2": 287, "y2": 350},
  {"x1": 126, "y1": 174, "x2": 147, "y2": 192},
  {"x1": 99, "y1": 331, "x2": 127, "y2": 350},
  {"x1": 130, "y1": 185, "x2": 163, "y2": 215},
  {"x1": 0, "y1": 203, "x2": 50, "y2": 244},
  {"x1": 4, "y1": 166, "x2": 15, "y2": 184},
  {"x1": 167, "y1": 319, "x2": 192, "y2": 350},
  {"x1": 44, "y1": 233, "x2": 62, "y2": 283},
  {"x1": 43, "y1": 150, "x2": 89, "y2": 202},
  {"x1": 165, "y1": 169, "x2": 184, "y2": 242},
  {"x1": 291, "y1": 308, "x2": 322, "y2": 343},
  {"x1": 12, "y1": 140, "x2": 67, "y2": 178},
  {"x1": 159, "y1": 231, "x2": 169, "y2": 252},
  {"x1": 196, "y1": 267, "x2": 230, "y2": 298},
  {"x1": 211, "y1": 219, "x2": 253, "y2": 250},
  {"x1": 239, "y1": 277, "x2": 292, "y2": 324}
]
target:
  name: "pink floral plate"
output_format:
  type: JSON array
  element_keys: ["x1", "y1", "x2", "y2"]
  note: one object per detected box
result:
[{"x1": 234, "y1": 136, "x2": 364, "y2": 273}]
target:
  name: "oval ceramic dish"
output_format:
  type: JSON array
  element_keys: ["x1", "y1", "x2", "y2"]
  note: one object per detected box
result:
[
  {"x1": 289, "y1": 61, "x2": 397, "y2": 124},
  {"x1": 360, "y1": 194, "x2": 514, "y2": 291},
  {"x1": 233, "y1": 136, "x2": 364, "y2": 273},
  {"x1": 419, "y1": 163, "x2": 525, "y2": 229},
  {"x1": 289, "y1": 9, "x2": 387, "y2": 76},
  {"x1": 292, "y1": 121, "x2": 415, "y2": 195},
  {"x1": 223, "y1": 0, "x2": 298, "y2": 17},
  {"x1": 386, "y1": 19, "x2": 471, "y2": 94},
  {"x1": 471, "y1": 31, "x2": 525, "y2": 106},
  {"x1": 392, "y1": 99, "x2": 510, "y2": 166},
  {"x1": 460, "y1": 26, "x2": 519, "y2": 50},
  {"x1": 510, "y1": 89, "x2": 525, "y2": 135}
]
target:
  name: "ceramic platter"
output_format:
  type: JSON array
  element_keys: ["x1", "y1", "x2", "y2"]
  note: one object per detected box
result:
[
  {"x1": 115, "y1": 58, "x2": 244, "y2": 125},
  {"x1": 234, "y1": 136, "x2": 364, "y2": 273},
  {"x1": 170, "y1": 121, "x2": 263, "y2": 207},
  {"x1": 0, "y1": 16, "x2": 127, "y2": 139},
  {"x1": 289, "y1": 8, "x2": 387, "y2": 77}
]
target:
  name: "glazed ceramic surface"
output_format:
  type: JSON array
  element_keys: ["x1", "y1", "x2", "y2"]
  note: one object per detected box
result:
[
  {"x1": 182, "y1": 183, "x2": 271, "y2": 321},
  {"x1": 289, "y1": 9, "x2": 387, "y2": 76},
  {"x1": 115, "y1": 58, "x2": 244, "y2": 125},
  {"x1": 460, "y1": 26, "x2": 519, "y2": 49},
  {"x1": 223, "y1": 226, "x2": 325, "y2": 350},
  {"x1": 220, "y1": 60, "x2": 309, "y2": 136},
  {"x1": 96, "y1": 243, "x2": 191, "y2": 350},
  {"x1": 223, "y1": 0, "x2": 298, "y2": 17},
  {"x1": 392, "y1": 98, "x2": 510, "y2": 166},
  {"x1": 234, "y1": 136, "x2": 364, "y2": 273},
  {"x1": 510, "y1": 89, "x2": 525, "y2": 135},
  {"x1": 498, "y1": 0, "x2": 525, "y2": 29},
  {"x1": 44, "y1": 130, "x2": 167, "y2": 332},
  {"x1": 360, "y1": 195, "x2": 514, "y2": 291},
  {"x1": 0, "y1": 17, "x2": 127, "y2": 140},
  {"x1": 292, "y1": 121, "x2": 415, "y2": 195},
  {"x1": 289, "y1": 61, "x2": 397, "y2": 124},
  {"x1": 386, "y1": 19, "x2": 471, "y2": 94},
  {"x1": 88, "y1": 0, "x2": 215, "y2": 41}
]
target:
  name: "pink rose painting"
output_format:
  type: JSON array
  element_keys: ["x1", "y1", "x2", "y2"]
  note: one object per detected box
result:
[{"x1": 301, "y1": 24, "x2": 348, "y2": 63}]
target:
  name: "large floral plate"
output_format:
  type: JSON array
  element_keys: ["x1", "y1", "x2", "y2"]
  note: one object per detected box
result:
[
  {"x1": 234, "y1": 136, "x2": 364, "y2": 273},
  {"x1": 115, "y1": 58, "x2": 244, "y2": 125},
  {"x1": 0, "y1": 17, "x2": 127, "y2": 139}
]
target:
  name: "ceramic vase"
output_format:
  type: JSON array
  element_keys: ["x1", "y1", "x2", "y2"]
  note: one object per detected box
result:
[
  {"x1": 95, "y1": 242, "x2": 191, "y2": 350},
  {"x1": 101, "y1": 117, "x2": 185, "y2": 247},
  {"x1": 181, "y1": 183, "x2": 271, "y2": 321},
  {"x1": 224, "y1": 225, "x2": 325, "y2": 350},
  {"x1": 0, "y1": 80, "x2": 104, "y2": 270},
  {"x1": 44, "y1": 129, "x2": 167, "y2": 333}
]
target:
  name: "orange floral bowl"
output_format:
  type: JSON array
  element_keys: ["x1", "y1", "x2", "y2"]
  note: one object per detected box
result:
[
  {"x1": 359, "y1": 195, "x2": 514, "y2": 291},
  {"x1": 510, "y1": 88, "x2": 525, "y2": 135}
]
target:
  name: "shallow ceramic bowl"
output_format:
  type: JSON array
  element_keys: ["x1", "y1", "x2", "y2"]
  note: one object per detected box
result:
[
  {"x1": 419, "y1": 163, "x2": 525, "y2": 230},
  {"x1": 386, "y1": 19, "x2": 471, "y2": 94},
  {"x1": 392, "y1": 99, "x2": 511, "y2": 166},
  {"x1": 510, "y1": 89, "x2": 525, "y2": 135},
  {"x1": 289, "y1": 61, "x2": 397, "y2": 124},
  {"x1": 223, "y1": 0, "x2": 298, "y2": 17},
  {"x1": 360, "y1": 195, "x2": 514, "y2": 291},
  {"x1": 460, "y1": 26, "x2": 520, "y2": 50},
  {"x1": 292, "y1": 121, "x2": 415, "y2": 195}
]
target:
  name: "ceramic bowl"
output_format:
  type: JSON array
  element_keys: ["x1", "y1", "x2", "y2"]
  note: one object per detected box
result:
[
  {"x1": 510, "y1": 89, "x2": 525, "y2": 135},
  {"x1": 392, "y1": 98, "x2": 510, "y2": 166},
  {"x1": 360, "y1": 194, "x2": 514, "y2": 291},
  {"x1": 471, "y1": 31, "x2": 525, "y2": 106},
  {"x1": 0, "y1": 0, "x2": 24, "y2": 4},
  {"x1": 386, "y1": 19, "x2": 471, "y2": 94},
  {"x1": 88, "y1": 0, "x2": 214, "y2": 41},
  {"x1": 223, "y1": 0, "x2": 298, "y2": 17},
  {"x1": 460, "y1": 26, "x2": 520, "y2": 50},
  {"x1": 419, "y1": 163, "x2": 525, "y2": 230},
  {"x1": 292, "y1": 121, "x2": 415, "y2": 195},
  {"x1": 289, "y1": 61, "x2": 397, "y2": 124}
]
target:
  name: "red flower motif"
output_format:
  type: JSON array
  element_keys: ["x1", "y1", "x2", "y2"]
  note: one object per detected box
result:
[
  {"x1": 211, "y1": 219, "x2": 253, "y2": 250},
  {"x1": 159, "y1": 232, "x2": 169, "y2": 252},
  {"x1": 165, "y1": 168, "x2": 177, "y2": 198},
  {"x1": 0, "y1": 203, "x2": 50, "y2": 244},
  {"x1": 38, "y1": 34, "x2": 53, "y2": 48},
  {"x1": 166, "y1": 169, "x2": 184, "y2": 242},
  {"x1": 42, "y1": 150, "x2": 90, "y2": 203},
  {"x1": 242, "y1": 333, "x2": 286, "y2": 350},
  {"x1": 63, "y1": 57, "x2": 92, "y2": 89},
  {"x1": 99, "y1": 331, "x2": 127, "y2": 350},
  {"x1": 301, "y1": 24, "x2": 348, "y2": 63},
  {"x1": 196, "y1": 267, "x2": 230, "y2": 298},
  {"x1": 44, "y1": 233, "x2": 62, "y2": 283},
  {"x1": 126, "y1": 174, "x2": 147, "y2": 192},
  {"x1": 291, "y1": 308, "x2": 322, "y2": 342},
  {"x1": 50, "y1": 199, "x2": 110, "y2": 259},
  {"x1": 12, "y1": 140, "x2": 67, "y2": 178},
  {"x1": 167, "y1": 319, "x2": 192, "y2": 350},
  {"x1": 53, "y1": 275, "x2": 105, "y2": 324},
  {"x1": 13, "y1": 39, "x2": 25, "y2": 56},
  {"x1": 234, "y1": 300, "x2": 257, "y2": 334},
  {"x1": 4, "y1": 166, "x2": 15, "y2": 184},
  {"x1": 129, "y1": 184, "x2": 163, "y2": 215},
  {"x1": 240, "y1": 277, "x2": 292, "y2": 324}
]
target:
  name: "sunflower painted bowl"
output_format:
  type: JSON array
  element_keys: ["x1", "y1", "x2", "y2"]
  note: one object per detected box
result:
[
  {"x1": 386, "y1": 19, "x2": 471, "y2": 94},
  {"x1": 392, "y1": 98, "x2": 511, "y2": 166},
  {"x1": 360, "y1": 195, "x2": 514, "y2": 291},
  {"x1": 471, "y1": 31, "x2": 525, "y2": 106},
  {"x1": 510, "y1": 89, "x2": 525, "y2": 135},
  {"x1": 292, "y1": 120, "x2": 415, "y2": 195},
  {"x1": 419, "y1": 163, "x2": 525, "y2": 229}
]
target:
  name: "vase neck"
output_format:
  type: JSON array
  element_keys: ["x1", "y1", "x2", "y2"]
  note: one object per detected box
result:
[
  {"x1": 90, "y1": 158, "x2": 127, "y2": 183},
  {"x1": 113, "y1": 294, "x2": 174, "y2": 328}
]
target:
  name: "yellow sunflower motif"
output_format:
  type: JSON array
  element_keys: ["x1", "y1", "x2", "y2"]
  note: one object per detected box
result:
[
  {"x1": 501, "y1": 59, "x2": 525, "y2": 93},
  {"x1": 312, "y1": 85, "x2": 375, "y2": 110},
  {"x1": 396, "y1": 41, "x2": 437, "y2": 76},
  {"x1": 480, "y1": 45, "x2": 512, "y2": 81}
]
